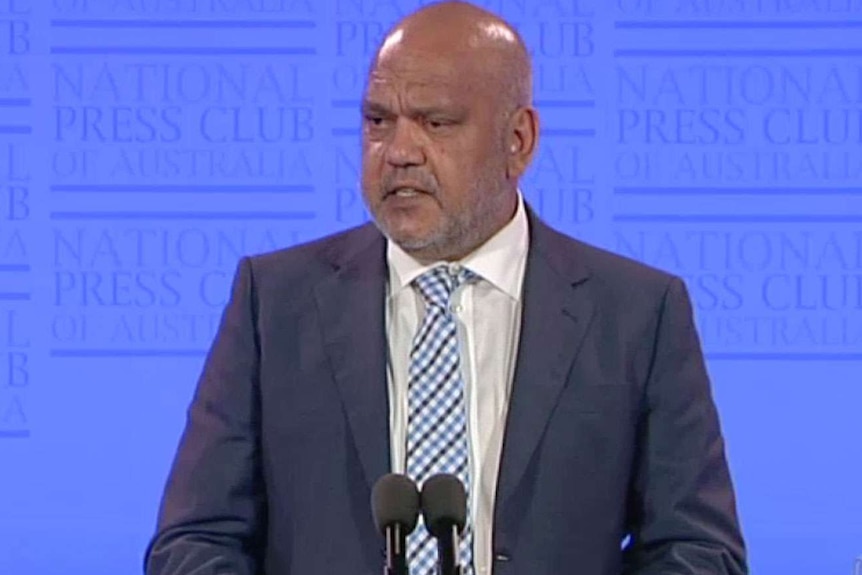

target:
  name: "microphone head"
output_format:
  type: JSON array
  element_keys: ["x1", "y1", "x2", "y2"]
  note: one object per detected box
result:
[
  {"x1": 371, "y1": 473, "x2": 421, "y2": 536},
  {"x1": 420, "y1": 474, "x2": 467, "y2": 538}
]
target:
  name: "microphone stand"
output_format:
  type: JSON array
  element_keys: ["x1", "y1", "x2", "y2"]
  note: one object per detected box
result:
[
  {"x1": 436, "y1": 524, "x2": 463, "y2": 575},
  {"x1": 384, "y1": 522, "x2": 409, "y2": 575}
]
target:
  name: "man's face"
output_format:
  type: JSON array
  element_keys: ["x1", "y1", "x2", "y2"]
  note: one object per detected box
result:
[{"x1": 360, "y1": 41, "x2": 513, "y2": 262}]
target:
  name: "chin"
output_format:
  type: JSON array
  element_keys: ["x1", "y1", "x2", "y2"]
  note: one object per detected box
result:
[
  {"x1": 388, "y1": 230, "x2": 433, "y2": 251},
  {"x1": 384, "y1": 224, "x2": 443, "y2": 254},
  {"x1": 380, "y1": 217, "x2": 432, "y2": 245}
]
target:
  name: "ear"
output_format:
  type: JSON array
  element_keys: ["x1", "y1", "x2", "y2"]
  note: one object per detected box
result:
[{"x1": 505, "y1": 106, "x2": 540, "y2": 180}]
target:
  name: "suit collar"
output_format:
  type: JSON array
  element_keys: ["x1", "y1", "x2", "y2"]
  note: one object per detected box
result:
[
  {"x1": 495, "y1": 207, "x2": 595, "y2": 523},
  {"x1": 523, "y1": 204, "x2": 591, "y2": 287},
  {"x1": 314, "y1": 224, "x2": 390, "y2": 492}
]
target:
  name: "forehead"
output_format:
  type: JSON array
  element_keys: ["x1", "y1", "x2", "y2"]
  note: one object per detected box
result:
[{"x1": 365, "y1": 47, "x2": 488, "y2": 104}]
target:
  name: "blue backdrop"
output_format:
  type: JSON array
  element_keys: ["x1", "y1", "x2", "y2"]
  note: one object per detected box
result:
[{"x1": 0, "y1": 0, "x2": 860, "y2": 573}]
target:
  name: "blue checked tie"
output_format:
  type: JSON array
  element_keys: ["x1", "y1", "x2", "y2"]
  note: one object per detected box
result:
[{"x1": 406, "y1": 264, "x2": 476, "y2": 575}]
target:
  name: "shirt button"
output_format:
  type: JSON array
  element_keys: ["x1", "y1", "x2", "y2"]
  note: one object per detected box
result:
[
  {"x1": 451, "y1": 304, "x2": 463, "y2": 314},
  {"x1": 448, "y1": 263, "x2": 461, "y2": 275}
]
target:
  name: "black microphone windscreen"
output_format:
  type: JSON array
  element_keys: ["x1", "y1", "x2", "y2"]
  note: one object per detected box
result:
[
  {"x1": 420, "y1": 474, "x2": 467, "y2": 538},
  {"x1": 372, "y1": 473, "x2": 421, "y2": 535}
]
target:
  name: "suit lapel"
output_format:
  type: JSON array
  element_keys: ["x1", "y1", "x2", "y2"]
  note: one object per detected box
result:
[
  {"x1": 310, "y1": 214, "x2": 595, "y2": 508},
  {"x1": 314, "y1": 227, "x2": 391, "y2": 492},
  {"x1": 496, "y1": 215, "x2": 595, "y2": 509}
]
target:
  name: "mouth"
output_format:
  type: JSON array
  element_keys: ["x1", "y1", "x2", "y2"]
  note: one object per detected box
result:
[{"x1": 385, "y1": 185, "x2": 431, "y2": 200}]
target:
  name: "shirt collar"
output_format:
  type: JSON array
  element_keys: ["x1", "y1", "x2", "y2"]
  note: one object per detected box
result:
[{"x1": 386, "y1": 191, "x2": 529, "y2": 301}]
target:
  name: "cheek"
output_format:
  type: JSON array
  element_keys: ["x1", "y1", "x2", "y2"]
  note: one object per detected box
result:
[
  {"x1": 363, "y1": 140, "x2": 384, "y2": 156},
  {"x1": 361, "y1": 141, "x2": 377, "y2": 165},
  {"x1": 430, "y1": 142, "x2": 468, "y2": 178},
  {"x1": 442, "y1": 132, "x2": 500, "y2": 171},
  {"x1": 361, "y1": 147, "x2": 384, "y2": 183},
  {"x1": 436, "y1": 152, "x2": 487, "y2": 194}
]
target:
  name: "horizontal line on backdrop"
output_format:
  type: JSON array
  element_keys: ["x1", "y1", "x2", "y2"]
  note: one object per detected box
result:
[
  {"x1": 0, "y1": 264, "x2": 29, "y2": 272},
  {"x1": 51, "y1": 349, "x2": 208, "y2": 358},
  {"x1": 616, "y1": 20, "x2": 862, "y2": 29},
  {"x1": 534, "y1": 99, "x2": 596, "y2": 108},
  {"x1": 51, "y1": 19, "x2": 316, "y2": 29},
  {"x1": 613, "y1": 214, "x2": 862, "y2": 223},
  {"x1": 50, "y1": 211, "x2": 316, "y2": 221},
  {"x1": 332, "y1": 99, "x2": 598, "y2": 109},
  {"x1": 614, "y1": 186, "x2": 862, "y2": 196},
  {"x1": 0, "y1": 98, "x2": 31, "y2": 107},
  {"x1": 0, "y1": 126, "x2": 32, "y2": 135},
  {"x1": 0, "y1": 430, "x2": 30, "y2": 439},
  {"x1": 615, "y1": 48, "x2": 862, "y2": 57},
  {"x1": 50, "y1": 184, "x2": 315, "y2": 194},
  {"x1": 543, "y1": 128, "x2": 596, "y2": 137},
  {"x1": 706, "y1": 353, "x2": 862, "y2": 361},
  {"x1": 50, "y1": 46, "x2": 316, "y2": 55},
  {"x1": 0, "y1": 292, "x2": 31, "y2": 301}
]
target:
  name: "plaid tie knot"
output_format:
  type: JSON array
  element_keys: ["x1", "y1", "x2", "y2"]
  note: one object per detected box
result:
[{"x1": 413, "y1": 265, "x2": 476, "y2": 310}]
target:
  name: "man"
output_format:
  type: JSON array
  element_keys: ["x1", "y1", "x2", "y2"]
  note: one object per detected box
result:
[{"x1": 144, "y1": 2, "x2": 748, "y2": 574}]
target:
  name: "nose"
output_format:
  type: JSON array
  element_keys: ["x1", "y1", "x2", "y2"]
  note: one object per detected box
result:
[{"x1": 385, "y1": 117, "x2": 425, "y2": 168}]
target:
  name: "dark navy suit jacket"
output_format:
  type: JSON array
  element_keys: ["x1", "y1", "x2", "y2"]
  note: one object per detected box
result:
[{"x1": 144, "y1": 209, "x2": 747, "y2": 575}]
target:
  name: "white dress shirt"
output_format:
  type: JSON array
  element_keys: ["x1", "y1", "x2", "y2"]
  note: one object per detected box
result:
[{"x1": 385, "y1": 192, "x2": 529, "y2": 575}]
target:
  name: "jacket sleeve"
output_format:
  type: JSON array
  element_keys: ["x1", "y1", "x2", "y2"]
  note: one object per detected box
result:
[
  {"x1": 144, "y1": 256, "x2": 266, "y2": 575},
  {"x1": 622, "y1": 277, "x2": 748, "y2": 575}
]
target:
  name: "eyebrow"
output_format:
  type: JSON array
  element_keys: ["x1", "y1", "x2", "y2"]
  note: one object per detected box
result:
[
  {"x1": 361, "y1": 100, "x2": 466, "y2": 119},
  {"x1": 361, "y1": 101, "x2": 393, "y2": 116}
]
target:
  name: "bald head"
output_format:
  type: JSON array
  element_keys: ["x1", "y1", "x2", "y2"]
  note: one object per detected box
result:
[
  {"x1": 359, "y1": 1, "x2": 540, "y2": 263},
  {"x1": 372, "y1": 1, "x2": 532, "y2": 111}
]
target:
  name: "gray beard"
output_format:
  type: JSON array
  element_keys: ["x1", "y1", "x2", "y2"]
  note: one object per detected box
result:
[{"x1": 375, "y1": 183, "x2": 510, "y2": 262}]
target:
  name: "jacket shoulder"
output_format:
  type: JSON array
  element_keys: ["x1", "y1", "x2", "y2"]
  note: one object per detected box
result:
[
  {"x1": 246, "y1": 223, "x2": 380, "y2": 279},
  {"x1": 541, "y1": 223, "x2": 679, "y2": 305}
]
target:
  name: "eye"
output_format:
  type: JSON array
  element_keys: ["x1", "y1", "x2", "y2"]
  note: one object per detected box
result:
[{"x1": 426, "y1": 118, "x2": 450, "y2": 130}]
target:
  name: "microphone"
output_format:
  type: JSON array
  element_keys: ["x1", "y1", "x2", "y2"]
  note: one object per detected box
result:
[
  {"x1": 420, "y1": 474, "x2": 468, "y2": 575},
  {"x1": 372, "y1": 473, "x2": 421, "y2": 575}
]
